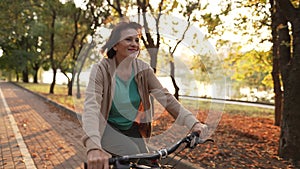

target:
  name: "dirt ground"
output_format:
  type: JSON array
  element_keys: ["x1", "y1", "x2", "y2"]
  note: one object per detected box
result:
[{"x1": 151, "y1": 110, "x2": 297, "y2": 169}]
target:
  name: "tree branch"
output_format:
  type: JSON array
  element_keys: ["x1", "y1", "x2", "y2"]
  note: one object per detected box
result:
[{"x1": 106, "y1": 0, "x2": 123, "y2": 17}]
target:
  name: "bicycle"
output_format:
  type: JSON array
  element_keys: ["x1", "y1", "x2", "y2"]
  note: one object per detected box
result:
[{"x1": 84, "y1": 132, "x2": 214, "y2": 169}]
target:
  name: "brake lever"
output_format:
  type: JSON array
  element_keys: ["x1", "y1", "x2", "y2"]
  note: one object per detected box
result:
[
  {"x1": 188, "y1": 136, "x2": 214, "y2": 149},
  {"x1": 187, "y1": 132, "x2": 214, "y2": 148},
  {"x1": 189, "y1": 136, "x2": 198, "y2": 149}
]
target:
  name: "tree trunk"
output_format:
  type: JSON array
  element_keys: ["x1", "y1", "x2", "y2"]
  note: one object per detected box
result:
[
  {"x1": 49, "y1": 9, "x2": 56, "y2": 94},
  {"x1": 49, "y1": 68, "x2": 56, "y2": 94},
  {"x1": 145, "y1": 42, "x2": 159, "y2": 73},
  {"x1": 76, "y1": 73, "x2": 81, "y2": 99},
  {"x1": 170, "y1": 61, "x2": 179, "y2": 100},
  {"x1": 277, "y1": 0, "x2": 300, "y2": 163},
  {"x1": 15, "y1": 70, "x2": 19, "y2": 82},
  {"x1": 33, "y1": 67, "x2": 39, "y2": 83},
  {"x1": 22, "y1": 67, "x2": 29, "y2": 83},
  {"x1": 67, "y1": 75, "x2": 75, "y2": 96},
  {"x1": 75, "y1": 42, "x2": 93, "y2": 99},
  {"x1": 279, "y1": 21, "x2": 300, "y2": 163},
  {"x1": 138, "y1": 6, "x2": 160, "y2": 73},
  {"x1": 270, "y1": 0, "x2": 282, "y2": 126},
  {"x1": 279, "y1": 66, "x2": 300, "y2": 162}
]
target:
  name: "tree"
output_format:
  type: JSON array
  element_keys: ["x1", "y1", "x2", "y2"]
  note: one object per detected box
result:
[
  {"x1": 219, "y1": 0, "x2": 285, "y2": 125},
  {"x1": 161, "y1": 2, "x2": 195, "y2": 100},
  {"x1": 57, "y1": 2, "x2": 91, "y2": 96},
  {"x1": 46, "y1": 1, "x2": 60, "y2": 94},
  {"x1": 35, "y1": 0, "x2": 88, "y2": 94},
  {"x1": 73, "y1": 0, "x2": 111, "y2": 98},
  {"x1": 275, "y1": 0, "x2": 300, "y2": 163},
  {"x1": 0, "y1": 0, "x2": 38, "y2": 82}
]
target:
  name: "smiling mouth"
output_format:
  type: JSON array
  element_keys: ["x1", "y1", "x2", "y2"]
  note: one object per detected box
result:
[{"x1": 128, "y1": 49, "x2": 138, "y2": 51}]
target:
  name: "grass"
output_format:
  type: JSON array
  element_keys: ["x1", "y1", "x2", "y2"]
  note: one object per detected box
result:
[
  {"x1": 181, "y1": 98, "x2": 274, "y2": 118},
  {"x1": 16, "y1": 82, "x2": 274, "y2": 118},
  {"x1": 16, "y1": 82, "x2": 79, "y2": 111}
]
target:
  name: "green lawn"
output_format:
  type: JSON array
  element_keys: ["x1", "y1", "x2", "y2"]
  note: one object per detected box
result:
[{"x1": 16, "y1": 82, "x2": 80, "y2": 111}]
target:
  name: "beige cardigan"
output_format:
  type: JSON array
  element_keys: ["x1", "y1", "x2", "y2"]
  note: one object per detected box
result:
[{"x1": 81, "y1": 57, "x2": 199, "y2": 153}]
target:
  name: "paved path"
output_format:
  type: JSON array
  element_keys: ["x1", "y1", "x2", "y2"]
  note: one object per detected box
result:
[{"x1": 0, "y1": 82, "x2": 86, "y2": 169}]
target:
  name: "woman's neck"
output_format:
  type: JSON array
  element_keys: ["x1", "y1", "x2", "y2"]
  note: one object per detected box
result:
[
  {"x1": 115, "y1": 55, "x2": 133, "y2": 67},
  {"x1": 115, "y1": 55, "x2": 134, "y2": 81}
]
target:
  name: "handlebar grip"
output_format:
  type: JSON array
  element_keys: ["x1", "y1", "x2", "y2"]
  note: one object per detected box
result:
[{"x1": 109, "y1": 158, "x2": 116, "y2": 165}]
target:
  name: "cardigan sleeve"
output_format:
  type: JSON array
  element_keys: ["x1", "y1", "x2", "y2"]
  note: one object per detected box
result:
[{"x1": 81, "y1": 63, "x2": 107, "y2": 153}]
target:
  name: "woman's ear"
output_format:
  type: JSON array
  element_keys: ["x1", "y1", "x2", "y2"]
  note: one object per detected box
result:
[{"x1": 113, "y1": 46, "x2": 117, "y2": 51}]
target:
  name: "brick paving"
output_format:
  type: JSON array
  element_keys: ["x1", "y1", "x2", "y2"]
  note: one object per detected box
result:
[
  {"x1": 0, "y1": 82, "x2": 86, "y2": 169},
  {"x1": 0, "y1": 90, "x2": 26, "y2": 169}
]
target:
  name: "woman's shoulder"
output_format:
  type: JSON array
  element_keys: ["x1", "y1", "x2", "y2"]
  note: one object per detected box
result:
[
  {"x1": 87, "y1": 58, "x2": 111, "y2": 75},
  {"x1": 93, "y1": 58, "x2": 111, "y2": 68},
  {"x1": 97, "y1": 57, "x2": 110, "y2": 65}
]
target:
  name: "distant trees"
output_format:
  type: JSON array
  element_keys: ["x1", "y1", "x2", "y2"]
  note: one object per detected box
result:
[
  {"x1": 0, "y1": 0, "x2": 94, "y2": 95},
  {"x1": 31, "y1": 1, "x2": 92, "y2": 95},
  {"x1": 0, "y1": 0, "x2": 40, "y2": 82}
]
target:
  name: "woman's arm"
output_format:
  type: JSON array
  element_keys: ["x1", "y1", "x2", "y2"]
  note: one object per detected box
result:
[
  {"x1": 146, "y1": 68, "x2": 200, "y2": 130},
  {"x1": 82, "y1": 63, "x2": 106, "y2": 152},
  {"x1": 82, "y1": 63, "x2": 113, "y2": 169}
]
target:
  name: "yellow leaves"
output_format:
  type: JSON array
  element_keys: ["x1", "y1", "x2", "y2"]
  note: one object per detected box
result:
[
  {"x1": 224, "y1": 49, "x2": 272, "y2": 87},
  {"x1": 171, "y1": 0, "x2": 178, "y2": 9}
]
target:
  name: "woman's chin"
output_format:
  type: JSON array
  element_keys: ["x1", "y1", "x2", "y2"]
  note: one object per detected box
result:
[{"x1": 127, "y1": 51, "x2": 139, "y2": 58}]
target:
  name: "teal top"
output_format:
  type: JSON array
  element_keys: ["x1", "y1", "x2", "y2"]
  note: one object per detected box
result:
[{"x1": 108, "y1": 69, "x2": 141, "y2": 130}]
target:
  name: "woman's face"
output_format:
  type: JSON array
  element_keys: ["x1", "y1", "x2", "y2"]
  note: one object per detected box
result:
[{"x1": 114, "y1": 28, "x2": 140, "y2": 58}]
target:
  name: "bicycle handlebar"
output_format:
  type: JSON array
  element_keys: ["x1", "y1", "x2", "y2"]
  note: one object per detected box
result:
[
  {"x1": 84, "y1": 132, "x2": 213, "y2": 169},
  {"x1": 108, "y1": 132, "x2": 214, "y2": 165}
]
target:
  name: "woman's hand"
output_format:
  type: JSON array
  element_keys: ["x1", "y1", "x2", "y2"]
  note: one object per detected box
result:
[
  {"x1": 87, "y1": 149, "x2": 111, "y2": 169},
  {"x1": 191, "y1": 122, "x2": 209, "y2": 138}
]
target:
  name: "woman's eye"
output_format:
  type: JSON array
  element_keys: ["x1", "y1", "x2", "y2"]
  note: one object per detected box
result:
[{"x1": 124, "y1": 37, "x2": 139, "y2": 43}]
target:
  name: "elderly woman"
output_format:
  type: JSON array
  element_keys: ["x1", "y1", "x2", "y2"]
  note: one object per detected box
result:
[{"x1": 82, "y1": 21, "x2": 208, "y2": 169}]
